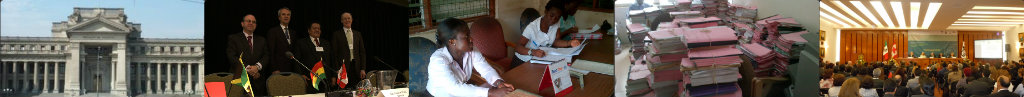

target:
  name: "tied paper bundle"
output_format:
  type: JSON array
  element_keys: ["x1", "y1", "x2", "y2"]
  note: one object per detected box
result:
[
  {"x1": 680, "y1": 26, "x2": 738, "y2": 48},
  {"x1": 627, "y1": 59, "x2": 654, "y2": 96},
  {"x1": 687, "y1": 83, "x2": 740, "y2": 97},
  {"x1": 774, "y1": 31, "x2": 809, "y2": 53},
  {"x1": 643, "y1": 54, "x2": 684, "y2": 83},
  {"x1": 698, "y1": 0, "x2": 728, "y2": 17},
  {"x1": 647, "y1": 28, "x2": 688, "y2": 54},
  {"x1": 756, "y1": 15, "x2": 805, "y2": 34},
  {"x1": 687, "y1": 67, "x2": 741, "y2": 87},
  {"x1": 670, "y1": 11, "x2": 703, "y2": 19},
  {"x1": 677, "y1": 0, "x2": 693, "y2": 10},
  {"x1": 738, "y1": 43, "x2": 789, "y2": 77},
  {"x1": 646, "y1": 66, "x2": 682, "y2": 97},
  {"x1": 629, "y1": 24, "x2": 651, "y2": 59},
  {"x1": 658, "y1": 22, "x2": 682, "y2": 29},
  {"x1": 683, "y1": 46, "x2": 743, "y2": 68},
  {"x1": 727, "y1": 4, "x2": 757, "y2": 23},
  {"x1": 676, "y1": 17, "x2": 722, "y2": 28},
  {"x1": 732, "y1": 23, "x2": 755, "y2": 43}
]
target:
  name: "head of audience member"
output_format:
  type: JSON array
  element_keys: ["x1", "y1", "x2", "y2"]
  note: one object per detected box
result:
[
  {"x1": 997, "y1": 75, "x2": 1011, "y2": 90},
  {"x1": 242, "y1": 14, "x2": 257, "y2": 34},
  {"x1": 834, "y1": 74, "x2": 847, "y2": 87},
  {"x1": 874, "y1": 68, "x2": 883, "y2": 78},
  {"x1": 436, "y1": 18, "x2": 472, "y2": 62},
  {"x1": 839, "y1": 78, "x2": 862, "y2": 97},
  {"x1": 278, "y1": 7, "x2": 291, "y2": 25},
  {"x1": 860, "y1": 76, "x2": 874, "y2": 89}
]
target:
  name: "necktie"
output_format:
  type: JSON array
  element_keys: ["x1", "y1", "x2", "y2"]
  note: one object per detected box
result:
[
  {"x1": 284, "y1": 27, "x2": 291, "y2": 42},
  {"x1": 314, "y1": 38, "x2": 320, "y2": 47},
  {"x1": 246, "y1": 36, "x2": 253, "y2": 51}
]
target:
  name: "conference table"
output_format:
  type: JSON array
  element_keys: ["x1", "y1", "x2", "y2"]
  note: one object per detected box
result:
[
  {"x1": 895, "y1": 58, "x2": 964, "y2": 67},
  {"x1": 499, "y1": 28, "x2": 615, "y2": 97},
  {"x1": 500, "y1": 63, "x2": 614, "y2": 97}
]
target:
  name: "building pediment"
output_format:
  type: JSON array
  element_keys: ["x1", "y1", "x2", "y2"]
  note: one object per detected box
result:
[{"x1": 66, "y1": 18, "x2": 131, "y2": 33}]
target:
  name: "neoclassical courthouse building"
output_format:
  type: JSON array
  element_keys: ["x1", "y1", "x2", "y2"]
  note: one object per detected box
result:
[{"x1": 1, "y1": 8, "x2": 203, "y2": 97}]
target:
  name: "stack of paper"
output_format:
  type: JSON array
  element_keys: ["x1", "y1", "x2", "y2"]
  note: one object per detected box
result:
[
  {"x1": 658, "y1": 22, "x2": 680, "y2": 29},
  {"x1": 731, "y1": 23, "x2": 755, "y2": 43},
  {"x1": 697, "y1": 0, "x2": 729, "y2": 17},
  {"x1": 680, "y1": 26, "x2": 738, "y2": 48},
  {"x1": 670, "y1": 11, "x2": 702, "y2": 19},
  {"x1": 728, "y1": 4, "x2": 757, "y2": 23},
  {"x1": 676, "y1": 17, "x2": 722, "y2": 28},
  {"x1": 688, "y1": 83, "x2": 740, "y2": 97},
  {"x1": 677, "y1": 0, "x2": 693, "y2": 10},
  {"x1": 688, "y1": 67, "x2": 741, "y2": 86},
  {"x1": 738, "y1": 43, "x2": 790, "y2": 77},
  {"x1": 627, "y1": 78, "x2": 652, "y2": 96},
  {"x1": 647, "y1": 28, "x2": 687, "y2": 53}
]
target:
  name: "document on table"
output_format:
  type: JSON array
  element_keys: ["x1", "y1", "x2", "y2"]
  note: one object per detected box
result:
[{"x1": 530, "y1": 42, "x2": 588, "y2": 64}]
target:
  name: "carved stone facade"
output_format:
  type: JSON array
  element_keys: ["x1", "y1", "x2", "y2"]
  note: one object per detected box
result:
[{"x1": 1, "y1": 8, "x2": 203, "y2": 97}]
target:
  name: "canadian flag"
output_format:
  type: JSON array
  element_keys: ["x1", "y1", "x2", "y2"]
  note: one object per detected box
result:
[{"x1": 337, "y1": 63, "x2": 349, "y2": 88}]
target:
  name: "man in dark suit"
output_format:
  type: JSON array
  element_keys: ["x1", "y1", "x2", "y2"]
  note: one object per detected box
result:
[
  {"x1": 266, "y1": 7, "x2": 298, "y2": 74},
  {"x1": 226, "y1": 14, "x2": 271, "y2": 96},
  {"x1": 294, "y1": 22, "x2": 330, "y2": 93},
  {"x1": 963, "y1": 70, "x2": 994, "y2": 97},
  {"x1": 988, "y1": 76, "x2": 1019, "y2": 97},
  {"x1": 330, "y1": 12, "x2": 366, "y2": 89}
]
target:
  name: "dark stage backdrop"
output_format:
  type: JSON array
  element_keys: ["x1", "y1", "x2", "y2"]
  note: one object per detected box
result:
[{"x1": 204, "y1": 0, "x2": 409, "y2": 81}]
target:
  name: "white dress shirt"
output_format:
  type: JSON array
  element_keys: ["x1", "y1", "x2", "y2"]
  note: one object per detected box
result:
[
  {"x1": 427, "y1": 47, "x2": 504, "y2": 97},
  {"x1": 514, "y1": 17, "x2": 561, "y2": 62},
  {"x1": 242, "y1": 31, "x2": 262, "y2": 70},
  {"x1": 281, "y1": 24, "x2": 292, "y2": 44},
  {"x1": 309, "y1": 37, "x2": 322, "y2": 60},
  {"x1": 860, "y1": 88, "x2": 879, "y2": 97},
  {"x1": 344, "y1": 28, "x2": 355, "y2": 60}
]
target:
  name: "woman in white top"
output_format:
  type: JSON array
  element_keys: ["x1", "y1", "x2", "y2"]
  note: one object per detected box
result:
[
  {"x1": 426, "y1": 18, "x2": 514, "y2": 97},
  {"x1": 514, "y1": 0, "x2": 582, "y2": 65}
]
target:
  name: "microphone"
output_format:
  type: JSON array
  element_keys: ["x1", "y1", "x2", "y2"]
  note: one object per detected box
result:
[
  {"x1": 286, "y1": 51, "x2": 339, "y2": 91},
  {"x1": 285, "y1": 51, "x2": 313, "y2": 71},
  {"x1": 374, "y1": 56, "x2": 399, "y2": 70}
]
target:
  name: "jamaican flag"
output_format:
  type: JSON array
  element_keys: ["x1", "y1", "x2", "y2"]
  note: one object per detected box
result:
[{"x1": 230, "y1": 52, "x2": 255, "y2": 97}]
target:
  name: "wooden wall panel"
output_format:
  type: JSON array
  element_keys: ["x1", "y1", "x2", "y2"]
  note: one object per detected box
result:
[
  {"x1": 836, "y1": 30, "x2": 1002, "y2": 65},
  {"x1": 839, "y1": 30, "x2": 909, "y2": 63},
  {"x1": 958, "y1": 31, "x2": 1002, "y2": 64}
]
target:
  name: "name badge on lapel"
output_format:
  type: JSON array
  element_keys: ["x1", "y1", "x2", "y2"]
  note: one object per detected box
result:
[{"x1": 316, "y1": 47, "x2": 324, "y2": 51}]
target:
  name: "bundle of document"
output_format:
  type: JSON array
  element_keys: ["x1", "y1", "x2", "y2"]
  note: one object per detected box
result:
[
  {"x1": 680, "y1": 26, "x2": 738, "y2": 48},
  {"x1": 670, "y1": 11, "x2": 703, "y2": 19},
  {"x1": 727, "y1": 4, "x2": 757, "y2": 23},
  {"x1": 676, "y1": 17, "x2": 722, "y2": 29},
  {"x1": 647, "y1": 28, "x2": 687, "y2": 54},
  {"x1": 738, "y1": 43, "x2": 789, "y2": 77}
]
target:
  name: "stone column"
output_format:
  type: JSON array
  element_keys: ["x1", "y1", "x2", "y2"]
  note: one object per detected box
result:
[
  {"x1": 157, "y1": 62, "x2": 163, "y2": 93},
  {"x1": 22, "y1": 61, "x2": 29, "y2": 93},
  {"x1": 64, "y1": 43, "x2": 81, "y2": 97},
  {"x1": 196, "y1": 62, "x2": 204, "y2": 94},
  {"x1": 0, "y1": 62, "x2": 5, "y2": 92},
  {"x1": 113, "y1": 43, "x2": 128, "y2": 96},
  {"x1": 176, "y1": 63, "x2": 184, "y2": 94},
  {"x1": 146, "y1": 63, "x2": 151, "y2": 94},
  {"x1": 43, "y1": 62, "x2": 50, "y2": 93},
  {"x1": 185, "y1": 63, "x2": 192, "y2": 94}
]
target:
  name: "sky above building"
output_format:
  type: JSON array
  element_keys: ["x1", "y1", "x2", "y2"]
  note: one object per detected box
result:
[{"x1": 2, "y1": 0, "x2": 204, "y2": 38}]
